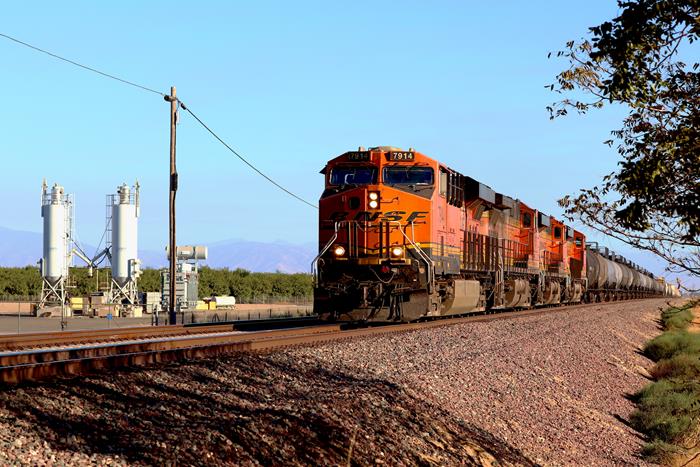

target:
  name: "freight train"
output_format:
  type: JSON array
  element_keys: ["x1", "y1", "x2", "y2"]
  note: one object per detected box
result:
[{"x1": 312, "y1": 147, "x2": 680, "y2": 322}]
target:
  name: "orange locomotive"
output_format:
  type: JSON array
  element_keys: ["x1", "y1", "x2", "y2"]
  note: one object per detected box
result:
[{"x1": 312, "y1": 146, "x2": 662, "y2": 322}]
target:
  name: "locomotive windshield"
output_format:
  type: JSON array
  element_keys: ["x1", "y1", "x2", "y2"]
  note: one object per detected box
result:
[
  {"x1": 330, "y1": 166, "x2": 377, "y2": 185},
  {"x1": 383, "y1": 166, "x2": 434, "y2": 185}
]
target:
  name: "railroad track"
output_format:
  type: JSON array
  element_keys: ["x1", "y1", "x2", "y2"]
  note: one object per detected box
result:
[
  {"x1": 0, "y1": 299, "x2": 662, "y2": 385},
  {"x1": 0, "y1": 324, "x2": 234, "y2": 351}
]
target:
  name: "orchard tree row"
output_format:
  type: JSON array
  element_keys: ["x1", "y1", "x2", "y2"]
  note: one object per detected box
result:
[{"x1": 0, "y1": 267, "x2": 312, "y2": 301}]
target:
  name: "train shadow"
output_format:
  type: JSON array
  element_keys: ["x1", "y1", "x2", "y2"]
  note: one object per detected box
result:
[{"x1": 0, "y1": 352, "x2": 537, "y2": 466}]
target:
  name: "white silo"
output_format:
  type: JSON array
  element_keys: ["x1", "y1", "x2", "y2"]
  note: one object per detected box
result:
[
  {"x1": 109, "y1": 182, "x2": 140, "y2": 305},
  {"x1": 38, "y1": 180, "x2": 73, "y2": 310}
]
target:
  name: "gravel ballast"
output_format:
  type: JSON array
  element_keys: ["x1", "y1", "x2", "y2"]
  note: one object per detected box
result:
[{"x1": 0, "y1": 299, "x2": 671, "y2": 465}]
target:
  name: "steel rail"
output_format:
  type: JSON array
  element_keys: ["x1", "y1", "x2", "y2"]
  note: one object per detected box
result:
[{"x1": 0, "y1": 324, "x2": 235, "y2": 351}]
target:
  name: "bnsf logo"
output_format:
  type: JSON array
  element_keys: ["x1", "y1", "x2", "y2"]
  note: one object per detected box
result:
[{"x1": 327, "y1": 211, "x2": 429, "y2": 223}]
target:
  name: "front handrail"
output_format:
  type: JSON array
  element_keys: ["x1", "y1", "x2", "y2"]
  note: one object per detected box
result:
[
  {"x1": 312, "y1": 220, "x2": 435, "y2": 292},
  {"x1": 387, "y1": 220, "x2": 434, "y2": 292},
  {"x1": 311, "y1": 222, "x2": 340, "y2": 285}
]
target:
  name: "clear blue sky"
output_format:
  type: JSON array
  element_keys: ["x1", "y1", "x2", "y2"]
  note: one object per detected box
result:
[{"x1": 4, "y1": 1, "x2": 686, "y2": 282}]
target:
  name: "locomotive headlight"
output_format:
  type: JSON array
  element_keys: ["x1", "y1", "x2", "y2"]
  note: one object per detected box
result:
[
  {"x1": 333, "y1": 245, "x2": 346, "y2": 256},
  {"x1": 368, "y1": 191, "x2": 380, "y2": 209},
  {"x1": 391, "y1": 246, "x2": 404, "y2": 257}
]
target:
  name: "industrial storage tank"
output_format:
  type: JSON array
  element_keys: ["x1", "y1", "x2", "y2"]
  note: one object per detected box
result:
[
  {"x1": 172, "y1": 245, "x2": 208, "y2": 261},
  {"x1": 111, "y1": 183, "x2": 140, "y2": 285},
  {"x1": 41, "y1": 183, "x2": 71, "y2": 283}
]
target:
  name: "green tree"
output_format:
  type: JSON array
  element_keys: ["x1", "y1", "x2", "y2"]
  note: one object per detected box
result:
[
  {"x1": 550, "y1": 0, "x2": 699, "y2": 279},
  {"x1": 0, "y1": 267, "x2": 41, "y2": 297},
  {"x1": 139, "y1": 269, "x2": 162, "y2": 293},
  {"x1": 0, "y1": 266, "x2": 312, "y2": 301}
]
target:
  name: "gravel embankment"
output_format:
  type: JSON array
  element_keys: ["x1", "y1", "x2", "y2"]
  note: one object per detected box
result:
[
  {"x1": 298, "y1": 299, "x2": 673, "y2": 466},
  {"x1": 0, "y1": 299, "x2": 671, "y2": 465}
]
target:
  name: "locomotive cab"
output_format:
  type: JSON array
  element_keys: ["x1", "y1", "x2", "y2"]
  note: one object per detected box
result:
[{"x1": 314, "y1": 147, "x2": 437, "y2": 321}]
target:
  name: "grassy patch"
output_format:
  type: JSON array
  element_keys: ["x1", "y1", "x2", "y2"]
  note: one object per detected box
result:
[
  {"x1": 650, "y1": 353, "x2": 700, "y2": 380},
  {"x1": 661, "y1": 304, "x2": 694, "y2": 331},
  {"x1": 643, "y1": 331, "x2": 700, "y2": 362},
  {"x1": 630, "y1": 379, "x2": 700, "y2": 441},
  {"x1": 640, "y1": 440, "x2": 683, "y2": 464},
  {"x1": 632, "y1": 300, "x2": 700, "y2": 463}
]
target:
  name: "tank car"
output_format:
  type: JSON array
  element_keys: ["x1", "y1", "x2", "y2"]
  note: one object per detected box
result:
[{"x1": 585, "y1": 247, "x2": 664, "y2": 301}]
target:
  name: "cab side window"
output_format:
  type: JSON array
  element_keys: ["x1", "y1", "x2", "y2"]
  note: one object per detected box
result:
[
  {"x1": 522, "y1": 212, "x2": 532, "y2": 228},
  {"x1": 439, "y1": 168, "x2": 448, "y2": 197}
]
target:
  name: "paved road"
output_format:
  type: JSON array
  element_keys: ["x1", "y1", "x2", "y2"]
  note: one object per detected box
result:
[
  {"x1": 0, "y1": 304, "x2": 313, "y2": 334},
  {"x1": 0, "y1": 316, "x2": 153, "y2": 334}
]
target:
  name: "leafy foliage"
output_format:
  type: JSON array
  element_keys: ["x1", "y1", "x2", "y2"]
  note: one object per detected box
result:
[
  {"x1": 198, "y1": 267, "x2": 312, "y2": 301},
  {"x1": 550, "y1": 0, "x2": 700, "y2": 279},
  {"x1": 0, "y1": 267, "x2": 41, "y2": 297}
]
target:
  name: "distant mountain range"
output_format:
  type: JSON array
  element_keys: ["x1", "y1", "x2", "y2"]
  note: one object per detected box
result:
[{"x1": 0, "y1": 226, "x2": 317, "y2": 273}]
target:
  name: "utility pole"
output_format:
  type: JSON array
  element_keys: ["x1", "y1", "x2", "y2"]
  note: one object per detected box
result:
[{"x1": 165, "y1": 86, "x2": 178, "y2": 325}]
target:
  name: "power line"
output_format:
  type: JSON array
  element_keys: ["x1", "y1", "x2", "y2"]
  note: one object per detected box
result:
[
  {"x1": 0, "y1": 32, "x2": 165, "y2": 96},
  {"x1": 181, "y1": 103, "x2": 318, "y2": 209},
  {"x1": 0, "y1": 31, "x2": 317, "y2": 209}
]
